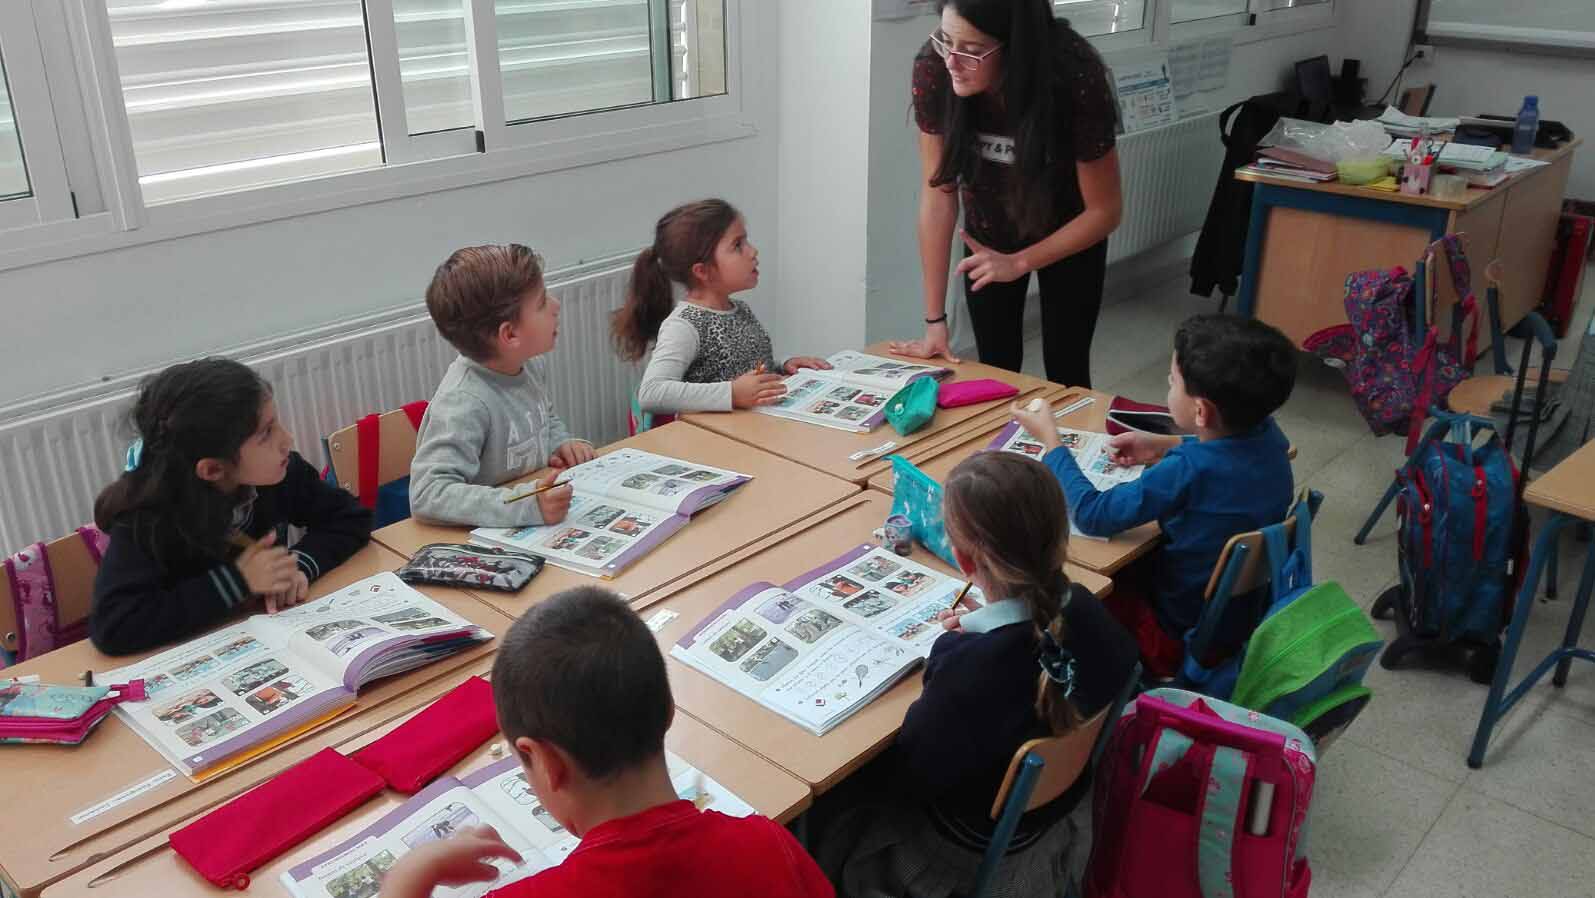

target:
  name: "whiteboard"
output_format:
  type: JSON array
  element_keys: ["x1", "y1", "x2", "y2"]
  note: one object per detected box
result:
[{"x1": 1421, "y1": 0, "x2": 1595, "y2": 52}]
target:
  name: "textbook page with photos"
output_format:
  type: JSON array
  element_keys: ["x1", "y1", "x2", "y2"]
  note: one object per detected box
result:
[
  {"x1": 671, "y1": 544, "x2": 983, "y2": 735},
  {"x1": 987, "y1": 422, "x2": 1145, "y2": 540},
  {"x1": 103, "y1": 573, "x2": 491, "y2": 779},
  {"x1": 756, "y1": 351, "x2": 953, "y2": 433},
  {"x1": 280, "y1": 751, "x2": 754, "y2": 898},
  {"x1": 469, "y1": 449, "x2": 752, "y2": 578}
]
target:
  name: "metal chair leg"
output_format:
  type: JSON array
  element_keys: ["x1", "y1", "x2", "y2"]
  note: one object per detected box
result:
[
  {"x1": 1355, "y1": 478, "x2": 1401, "y2": 545},
  {"x1": 1546, "y1": 539, "x2": 1561, "y2": 600},
  {"x1": 1553, "y1": 541, "x2": 1595, "y2": 687},
  {"x1": 1469, "y1": 515, "x2": 1572, "y2": 768}
]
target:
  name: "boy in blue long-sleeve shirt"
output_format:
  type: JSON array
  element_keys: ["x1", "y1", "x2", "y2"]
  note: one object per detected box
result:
[{"x1": 1010, "y1": 314, "x2": 1297, "y2": 677}]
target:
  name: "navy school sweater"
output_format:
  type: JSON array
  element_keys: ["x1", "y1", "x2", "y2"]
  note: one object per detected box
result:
[{"x1": 90, "y1": 452, "x2": 372, "y2": 655}]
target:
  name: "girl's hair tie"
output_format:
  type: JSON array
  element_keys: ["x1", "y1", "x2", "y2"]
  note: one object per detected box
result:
[
  {"x1": 1037, "y1": 630, "x2": 1077, "y2": 696},
  {"x1": 124, "y1": 438, "x2": 145, "y2": 473}
]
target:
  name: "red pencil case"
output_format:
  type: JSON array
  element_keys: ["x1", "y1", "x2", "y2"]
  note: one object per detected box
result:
[
  {"x1": 169, "y1": 748, "x2": 383, "y2": 889},
  {"x1": 351, "y1": 676, "x2": 498, "y2": 793},
  {"x1": 937, "y1": 379, "x2": 1019, "y2": 408}
]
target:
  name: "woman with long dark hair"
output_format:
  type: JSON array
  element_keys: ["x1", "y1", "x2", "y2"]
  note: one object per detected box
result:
[{"x1": 890, "y1": 0, "x2": 1122, "y2": 388}]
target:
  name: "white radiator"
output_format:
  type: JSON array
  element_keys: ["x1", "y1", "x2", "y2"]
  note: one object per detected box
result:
[
  {"x1": 1109, "y1": 111, "x2": 1223, "y2": 264},
  {"x1": 0, "y1": 254, "x2": 640, "y2": 556}
]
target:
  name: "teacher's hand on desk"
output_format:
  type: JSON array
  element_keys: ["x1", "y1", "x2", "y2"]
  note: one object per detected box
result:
[{"x1": 888, "y1": 320, "x2": 962, "y2": 365}]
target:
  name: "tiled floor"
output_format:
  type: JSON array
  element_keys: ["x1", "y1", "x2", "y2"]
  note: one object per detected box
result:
[{"x1": 1020, "y1": 267, "x2": 1595, "y2": 898}]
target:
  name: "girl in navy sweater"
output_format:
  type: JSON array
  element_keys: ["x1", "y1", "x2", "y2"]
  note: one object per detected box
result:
[
  {"x1": 819, "y1": 451, "x2": 1137, "y2": 897},
  {"x1": 91, "y1": 359, "x2": 371, "y2": 655}
]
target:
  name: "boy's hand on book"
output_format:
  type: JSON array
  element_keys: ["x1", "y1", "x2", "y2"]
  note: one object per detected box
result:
[
  {"x1": 263, "y1": 570, "x2": 310, "y2": 615},
  {"x1": 732, "y1": 369, "x2": 787, "y2": 409},
  {"x1": 536, "y1": 481, "x2": 574, "y2": 524},
  {"x1": 549, "y1": 440, "x2": 595, "y2": 469},
  {"x1": 782, "y1": 356, "x2": 832, "y2": 375},
  {"x1": 1008, "y1": 401, "x2": 1062, "y2": 452},
  {"x1": 1106, "y1": 432, "x2": 1174, "y2": 466},
  {"x1": 237, "y1": 532, "x2": 299, "y2": 599},
  {"x1": 379, "y1": 825, "x2": 522, "y2": 898}
]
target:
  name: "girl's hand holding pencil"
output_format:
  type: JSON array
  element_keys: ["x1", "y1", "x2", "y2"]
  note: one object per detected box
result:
[{"x1": 731, "y1": 362, "x2": 787, "y2": 409}]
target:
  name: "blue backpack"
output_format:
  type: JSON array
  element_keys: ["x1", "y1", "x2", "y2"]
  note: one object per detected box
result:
[{"x1": 1392, "y1": 411, "x2": 1518, "y2": 644}]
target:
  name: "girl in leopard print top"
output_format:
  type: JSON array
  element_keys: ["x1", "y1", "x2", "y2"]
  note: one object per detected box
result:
[{"x1": 613, "y1": 199, "x2": 831, "y2": 417}]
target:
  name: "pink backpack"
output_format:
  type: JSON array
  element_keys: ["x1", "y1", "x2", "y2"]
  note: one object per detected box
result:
[
  {"x1": 2, "y1": 526, "x2": 109, "y2": 665},
  {"x1": 1338, "y1": 236, "x2": 1478, "y2": 454},
  {"x1": 1085, "y1": 688, "x2": 1317, "y2": 898}
]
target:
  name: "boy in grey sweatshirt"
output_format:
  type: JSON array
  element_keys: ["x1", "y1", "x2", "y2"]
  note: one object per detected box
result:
[{"x1": 410, "y1": 244, "x2": 595, "y2": 527}]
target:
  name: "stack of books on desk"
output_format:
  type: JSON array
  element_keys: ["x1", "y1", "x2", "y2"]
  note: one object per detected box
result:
[
  {"x1": 1240, "y1": 147, "x2": 1337, "y2": 183},
  {"x1": 1382, "y1": 139, "x2": 1510, "y2": 188}
]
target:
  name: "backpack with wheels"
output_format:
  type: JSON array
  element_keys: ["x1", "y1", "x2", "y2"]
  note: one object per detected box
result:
[
  {"x1": 1373, "y1": 412, "x2": 1521, "y2": 681},
  {"x1": 1085, "y1": 688, "x2": 1316, "y2": 898}
]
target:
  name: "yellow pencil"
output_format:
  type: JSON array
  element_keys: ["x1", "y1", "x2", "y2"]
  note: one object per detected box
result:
[
  {"x1": 503, "y1": 477, "x2": 571, "y2": 504},
  {"x1": 949, "y1": 580, "x2": 973, "y2": 611}
]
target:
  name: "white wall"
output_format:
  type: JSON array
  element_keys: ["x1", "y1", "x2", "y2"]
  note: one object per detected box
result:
[
  {"x1": 772, "y1": 0, "x2": 875, "y2": 356},
  {"x1": 862, "y1": 10, "x2": 1349, "y2": 349},
  {"x1": 0, "y1": 4, "x2": 780, "y2": 410},
  {"x1": 1337, "y1": 0, "x2": 1595, "y2": 198}
]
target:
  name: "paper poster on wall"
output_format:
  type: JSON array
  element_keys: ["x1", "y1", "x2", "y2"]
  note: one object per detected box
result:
[
  {"x1": 874, "y1": 0, "x2": 936, "y2": 20},
  {"x1": 1198, "y1": 35, "x2": 1233, "y2": 93},
  {"x1": 1168, "y1": 42, "x2": 1201, "y2": 99},
  {"x1": 1112, "y1": 57, "x2": 1178, "y2": 133}
]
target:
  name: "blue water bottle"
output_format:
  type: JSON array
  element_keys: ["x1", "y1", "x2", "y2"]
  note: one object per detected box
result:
[{"x1": 1512, "y1": 95, "x2": 1540, "y2": 155}]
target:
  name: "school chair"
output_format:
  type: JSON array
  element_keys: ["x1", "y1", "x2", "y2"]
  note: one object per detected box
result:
[
  {"x1": 1186, "y1": 489, "x2": 1324, "y2": 681},
  {"x1": 323, "y1": 402, "x2": 427, "y2": 530},
  {"x1": 1, "y1": 526, "x2": 109, "y2": 665},
  {"x1": 967, "y1": 662, "x2": 1142, "y2": 898}
]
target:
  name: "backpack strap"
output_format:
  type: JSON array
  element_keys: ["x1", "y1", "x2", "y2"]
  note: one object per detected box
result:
[
  {"x1": 5, "y1": 542, "x2": 55, "y2": 662},
  {"x1": 355, "y1": 413, "x2": 381, "y2": 510},
  {"x1": 75, "y1": 526, "x2": 108, "y2": 565},
  {"x1": 1196, "y1": 744, "x2": 1251, "y2": 898}
]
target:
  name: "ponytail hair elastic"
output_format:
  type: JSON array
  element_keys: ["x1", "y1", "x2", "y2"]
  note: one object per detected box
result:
[
  {"x1": 124, "y1": 438, "x2": 145, "y2": 473},
  {"x1": 1037, "y1": 630, "x2": 1077, "y2": 697}
]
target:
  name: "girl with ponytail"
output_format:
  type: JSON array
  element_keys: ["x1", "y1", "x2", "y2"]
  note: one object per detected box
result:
[
  {"x1": 817, "y1": 451, "x2": 1136, "y2": 897},
  {"x1": 611, "y1": 199, "x2": 830, "y2": 416},
  {"x1": 90, "y1": 358, "x2": 371, "y2": 655}
]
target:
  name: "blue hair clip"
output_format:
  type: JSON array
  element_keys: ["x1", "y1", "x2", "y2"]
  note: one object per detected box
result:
[
  {"x1": 1037, "y1": 630, "x2": 1078, "y2": 697},
  {"x1": 124, "y1": 438, "x2": 144, "y2": 473}
]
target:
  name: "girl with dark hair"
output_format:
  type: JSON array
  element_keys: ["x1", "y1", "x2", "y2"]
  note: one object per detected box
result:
[
  {"x1": 91, "y1": 358, "x2": 371, "y2": 655},
  {"x1": 818, "y1": 452, "x2": 1136, "y2": 896},
  {"x1": 612, "y1": 199, "x2": 830, "y2": 416},
  {"x1": 890, "y1": 0, "x2": 1122, "y2": 388}
]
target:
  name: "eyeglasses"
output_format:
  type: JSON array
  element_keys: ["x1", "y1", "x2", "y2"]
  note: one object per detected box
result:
[{"x1": 929, "y1": 32, "x2": 1003, "y2": 69}]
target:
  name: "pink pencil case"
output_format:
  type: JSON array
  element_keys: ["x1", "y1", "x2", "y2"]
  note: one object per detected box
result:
[
  {"x1": 0, "y1": 678, "x2": 145, "y2": 745},
  {"x1": 937, "y1": 379, "x2": 1019, "y2": 409}
]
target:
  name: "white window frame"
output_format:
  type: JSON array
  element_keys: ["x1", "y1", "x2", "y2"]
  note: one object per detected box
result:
[
  {"x1": 1166, "y1": 0, "x2": 1335, "y2": 44},
  {"x1": 0, "y1": 0, "x2": 751, "y2": 273},
  {"x1": 0, "y1": 2, "x2": 79, "y2": 232}
]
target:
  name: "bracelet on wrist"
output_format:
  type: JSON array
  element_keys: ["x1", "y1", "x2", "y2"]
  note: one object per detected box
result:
[{"x1": 924, "y1": 314, "x2": 948, "y2": 325}]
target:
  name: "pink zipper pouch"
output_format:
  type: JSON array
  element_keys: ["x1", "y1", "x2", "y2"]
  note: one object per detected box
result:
[
  {"x1": 937, "y1": 379, "x2": 1019, "y2": 409},
  {"x1": 0, "y1": 678, "x2": 145, "y2": 745}
]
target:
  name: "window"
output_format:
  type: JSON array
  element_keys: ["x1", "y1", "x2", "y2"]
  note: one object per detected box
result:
[
  {"x1": 1055, "y1": 1, "x2": 1149, "y2": 39},
  {"x1": 1171, "y1": 0, "x2": 1249, "y2": 25},
  {"x1": 1261, "y1": 0, "x2": 1329, "y2": 8},
  {"x1": 105, "y1": 0, "x2": 384, "y2": 205},
  {"x1": 93, "y1": 0, "x2": 731, "y2": 207},
  {"x1": 0, "y1": 51, "x2": 29, "y2": 201}
]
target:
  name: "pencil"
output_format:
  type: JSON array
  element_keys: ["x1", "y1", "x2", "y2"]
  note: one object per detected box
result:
[
  {"x1": 503, "y1": 477, "x2": 571, "y2": 504},
  {"x1": 950, "y1": 580, "x2": 973, "y2": 611}
]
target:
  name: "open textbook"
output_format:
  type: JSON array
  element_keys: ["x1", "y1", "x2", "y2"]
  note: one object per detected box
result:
[
  {"x1": 987, "y1": 422, "x2": 1145, "y2": 540},
  {"x1": 671, "y1": 545, "x2": 982, "y2": 736},
  {"x1": 103, "y1": 573, "x2": 491, "y2": 780},
  {"x1": 756, "y1": 351, "x2": 952, "y2": 433},
  {"x1": 280, "y1": 751, "x2": 753, "y2": 898},
  {"x1": 469, "y1": 449, "x2": 751, "y2": 578}
]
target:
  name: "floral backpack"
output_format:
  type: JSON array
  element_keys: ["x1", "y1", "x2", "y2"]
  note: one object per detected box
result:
[
  {"x1": 2, "y1": 526, "x2": 109, "y2": 666},
  {"x1": 1333, "y1": 236, "x2": 1478, "y2": 453}
]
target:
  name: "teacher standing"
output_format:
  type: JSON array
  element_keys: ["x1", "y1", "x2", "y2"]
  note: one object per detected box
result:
[{"x1": 890, "y1": 0, "x2": 1122, "y2": 388}]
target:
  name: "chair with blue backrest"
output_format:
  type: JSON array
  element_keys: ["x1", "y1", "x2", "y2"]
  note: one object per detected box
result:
[{"x1": 966, "y1": 662, "x2": 1141, "y2": 898}]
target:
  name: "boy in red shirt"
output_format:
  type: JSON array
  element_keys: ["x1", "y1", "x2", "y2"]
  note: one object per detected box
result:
[{"x1": 380, "y1": 586, "x2": 834, "y2": 898}]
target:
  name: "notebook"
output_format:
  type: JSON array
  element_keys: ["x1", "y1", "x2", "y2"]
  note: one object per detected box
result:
[
  {"x1": 469, "y1": 449, "x2": 751, "y2": 578},
  {"x1": 671, "y1": 544, "x2": 982, "y2": 735},
  {"x1": 103, "y1": 573, "x2": 491, "y2": 780},
  {"x1": 755, "y1": 351, "x2": 953, "y2": 433}
]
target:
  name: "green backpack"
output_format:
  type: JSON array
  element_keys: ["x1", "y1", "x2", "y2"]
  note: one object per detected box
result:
[{"x1": 1231, "y1": 579, "x2": 1383, "y2": 751}]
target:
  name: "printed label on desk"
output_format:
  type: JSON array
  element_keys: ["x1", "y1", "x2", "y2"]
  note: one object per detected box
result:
[
  {"x1": 70, "y1": 769, "x2": 178, "y2": 825},
  {"x1": 645, "y1": 609, "x2": 680, "y2": 633}
]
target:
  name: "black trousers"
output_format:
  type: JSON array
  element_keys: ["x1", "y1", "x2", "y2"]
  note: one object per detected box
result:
[{"x1": 963, "y1": 239, "x2": 1108, "y2": 388}]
